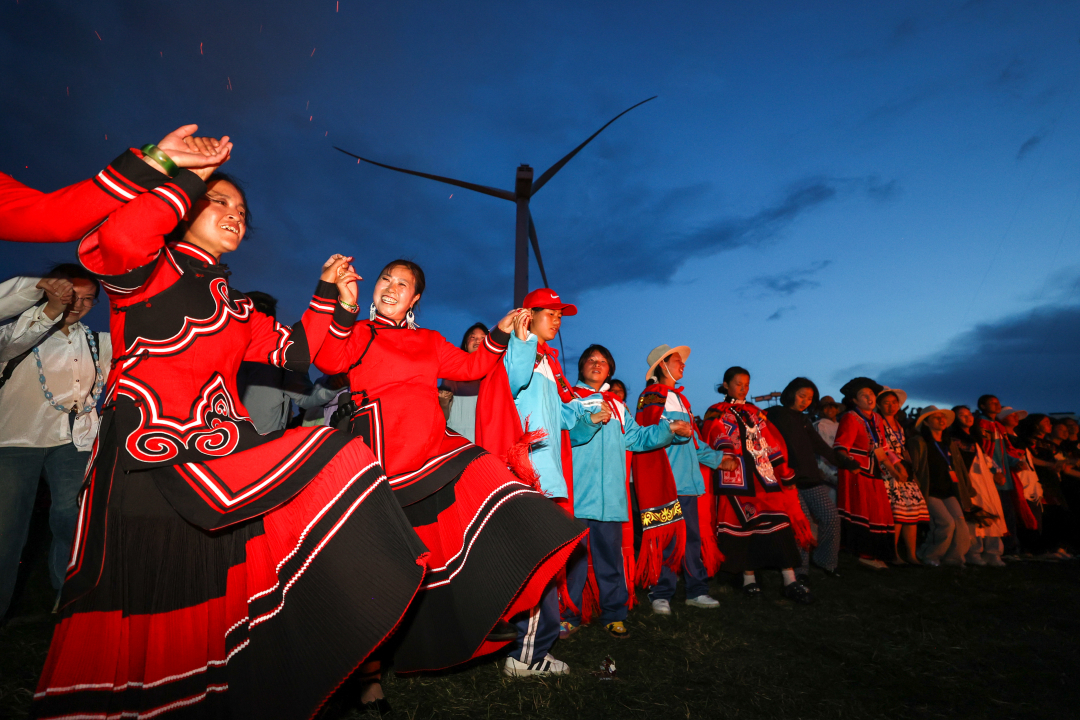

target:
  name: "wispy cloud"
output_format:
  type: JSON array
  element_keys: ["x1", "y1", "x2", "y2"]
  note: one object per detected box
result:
[
  {"x1": 1017, "y1": 134, "x2": 1042, "y2": 159},
  {"x1": 750, "y1": 260, "x2": 832, "y2": 298},
  {"x1": 766, "y1": 305, "x2": 796, "y2": 322}
]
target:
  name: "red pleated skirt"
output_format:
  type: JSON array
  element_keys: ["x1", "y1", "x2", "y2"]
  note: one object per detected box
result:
[
  {"x1": 33, "y1": 438, "x2": 429, "y2": 720},
  {"x1": 837, "y1": 469, "x2": 896, "y2": 561}
]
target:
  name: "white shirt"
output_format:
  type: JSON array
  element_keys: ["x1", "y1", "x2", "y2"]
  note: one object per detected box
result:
[
  {"x1": 0, "y1": 276, "x2": 45, "y2": 323},
  {"x1": 0, "y1": 304, "x2": 112, "y2": 450}
]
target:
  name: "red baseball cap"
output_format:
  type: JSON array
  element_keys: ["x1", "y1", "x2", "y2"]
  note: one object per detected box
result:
[{"x1": 522, "y1": 287, "x2": 578, "y2": 316}]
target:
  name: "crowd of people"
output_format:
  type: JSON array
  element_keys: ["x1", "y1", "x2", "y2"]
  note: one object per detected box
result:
[{"x1": 1, "y1": 125, "x2": 1076, "y2": 720}]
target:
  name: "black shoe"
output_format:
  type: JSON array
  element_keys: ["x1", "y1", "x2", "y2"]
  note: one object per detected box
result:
[
  {"x1": 742, "y1": 582, "x2": 762, "y2": 597},
  {"x1": 795, "y1": 573, "x2": 810, "y2": 586},
  {"x1": 781, "y1": 581, "x2": 816, "y2": 605},
  {"x1": 486, "y1": 619, "x2": 518, "y2": 642},
  {"x1": 361, "y1": 697, "x2": 393, "y2": 716}
]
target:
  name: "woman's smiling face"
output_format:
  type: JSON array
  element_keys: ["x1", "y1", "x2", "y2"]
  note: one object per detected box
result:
[{"x1": 372, "y1": 264, "x2": 419, "y2": 322}]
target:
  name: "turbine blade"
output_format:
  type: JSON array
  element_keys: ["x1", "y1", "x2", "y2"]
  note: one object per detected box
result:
[
  {"x1": 333, "y1": 146, "x2": 516, "y2": 201},
  {"x1": 527, "y1": 212, "x2": 551, "y2": 289},
  {"x1": 531, "y1": 96, "x2": 657, "y2": 196}
]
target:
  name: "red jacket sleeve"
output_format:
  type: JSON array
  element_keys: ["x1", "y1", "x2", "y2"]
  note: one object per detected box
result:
[
  {"x1": 243, "y1": 282, "x2": 340, "y2": 371},
  {"x1": 311, "y1": 304, "x2": 368, "y2": 375},
  {"x1": 79, "y1": 168, "x2": 206, "y2": 284},
  {"x1": 1, "y1": 150, "x2": 167, "y2": 243},
  {"x1": 435, "y1": 328, "x2": 510, "y2": 381}
]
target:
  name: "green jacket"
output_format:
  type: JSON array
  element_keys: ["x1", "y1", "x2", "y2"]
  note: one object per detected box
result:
[{"x1": 907, "y1": 433, "x2": 974, "y2": 511}]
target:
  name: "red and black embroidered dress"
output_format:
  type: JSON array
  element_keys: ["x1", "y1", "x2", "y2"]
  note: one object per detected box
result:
[
  {"x1": 1, "y1": 150, "x2": 171, "y2": 243},
  {"x1": 33, "y1": 157, "x2": 429, "y2": 720},
  {"x1": 701, "y1": 402, "x2": 811, "y2": 572},
  {"x1": 313, "y1": 313, "x2": 584, "y2": 672},
  {"x1": 834, "y1": 409, "x2": 897, "y2": 560}
]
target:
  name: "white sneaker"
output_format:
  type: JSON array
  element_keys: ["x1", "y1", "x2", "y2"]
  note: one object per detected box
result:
[
  {"x1": 502, "y1": 653, "x2": 569, "y2": 677},
  {"x1": 651, "y1": 598, "x2": 671, "y2": 615},
  {"x1": 685, "y1": 594, "x2": 720, "y2": 609}
]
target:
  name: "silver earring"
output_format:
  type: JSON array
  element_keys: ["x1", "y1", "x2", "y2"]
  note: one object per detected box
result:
[
  {"x1": 369, "y1": 303, "x2": 377, "y2": 321},
  {"x1": 406, "y1": 308, "x2": 416, "y2": 327}
]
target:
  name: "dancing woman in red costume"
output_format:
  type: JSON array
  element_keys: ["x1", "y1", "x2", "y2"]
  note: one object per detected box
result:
[
  {"x1": 313, "y1": 260, "x2": 585, "y2": 693},
  {"x1": 1, "y1": 125, "x2": 231, "y2": 243},
  {"x1": 33, "y1": 148, "x2": 428, "y2": 720}
]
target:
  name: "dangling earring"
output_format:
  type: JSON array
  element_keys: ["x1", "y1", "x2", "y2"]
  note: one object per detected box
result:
[
  {"x1": 405, "y1": 308, "x2": 416, "y2": 329},
  {"x1": 369, "y1": 303, "x2": 377, "y2": 321}
]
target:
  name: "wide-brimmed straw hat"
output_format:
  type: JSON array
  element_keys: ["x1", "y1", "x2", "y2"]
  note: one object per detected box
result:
[
  {"x1": 878, "y1": 386, "x2": 908, "y2": 407},
  {"x1": 645, "y1": 344, "x2": 691, "y2": 382},
  {"x1": 915, "y1": 405, "x2": 956, "y2": 428},
  {"x1": 997, "y1": 407, "x2": 1028, "y2": 423}
]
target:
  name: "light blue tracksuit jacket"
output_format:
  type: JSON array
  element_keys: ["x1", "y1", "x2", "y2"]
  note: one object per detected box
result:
[
  {"x1": 655, "y1": 390, "x2": 724, "y2": 494},
  {"x1": 571, "y1": 382, "x2": 676, "y2": 522},
  {"x1": 505, "y1": 334, "x2": 598, "y2": 498}
]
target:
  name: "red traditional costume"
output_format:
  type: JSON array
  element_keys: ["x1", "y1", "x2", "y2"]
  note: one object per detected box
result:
[
  {"x1": 1, "y1": 151, "x2": 166, "y2": 243},
  {"x1": 835, "y1": 408, "x2": 897, "y2": 560},
  {"x1": 34, "y1": 156, "x2": 429, "y2": 720},
  {"x1": 701, "y1": 401, "x2": 812, "y2": 572},
  {"x1": 313, "y1": 313, "x2": 585, "y2": 672},
  {"x1": 631, "y1": 383, "x2": 723, "y2": 586}
]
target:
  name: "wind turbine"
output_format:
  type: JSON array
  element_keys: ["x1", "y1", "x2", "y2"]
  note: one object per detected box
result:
[{"x1": 334, "y1": 96, "x2": 656, "y2": 308}]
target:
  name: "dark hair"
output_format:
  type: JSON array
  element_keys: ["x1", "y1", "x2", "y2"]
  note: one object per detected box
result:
[
  {"x1": 379, "y1": 259, "x2": 426, "y2": 308},
  {"x1": 780, "y1": 377, "x2": 819, "y2": 410},
  {"x1": 951, "y1": 405, "x2": 982, "y2": 445},
  {"x1": 716, "y1": 366, "x2": 750, "y2": 396},
  {"x1": 245, "y1": 290, "x2": 278, "y2": 318},
  {"x1": 1017, "y1": 413, "x2": 1050, "y2": 440},
  {"x1": 977, "y1": 394, "x2": 998, "y2": 412},
  {"x1": 164, "y1": 171, "x2": 254, "y2": 245},
  {"x1": 45, "y1": 262, "x2": 100, "y2": 297},
  {"x1": 649, "y1": 354, "x2": 674, "y2": 384},
  {"x1": 608, "y1": 378, "x2": 627, "y2": 399},
  {"x1": 459, "y1": 322, "x2": 488, "y2": 351},
  {"x1": 578, "y1": 344, "x2": 616, "y2": 383}
]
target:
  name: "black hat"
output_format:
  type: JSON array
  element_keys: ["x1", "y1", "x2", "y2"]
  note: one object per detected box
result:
[{"x1": 840, "y1": 377, "x2": 883, "y2": 399}]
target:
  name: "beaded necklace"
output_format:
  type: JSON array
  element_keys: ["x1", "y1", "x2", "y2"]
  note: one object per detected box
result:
[{"x1": 34, "y1": 325, "x2": 104, "y2": 415}]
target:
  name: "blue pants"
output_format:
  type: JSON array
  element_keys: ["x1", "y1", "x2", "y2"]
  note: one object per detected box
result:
[
  {"x1": 650, "y1": 495, "x2": 709, "y2": 601},
  {"x1": 507, "y1": 582, "x2": 561, "y2": 664},
  {"x1": 0, "y1": 444, "x2": 87, "y2": 617},
  {"x1": 564, "y1": 519, "x2": 628, "y2": 626}
]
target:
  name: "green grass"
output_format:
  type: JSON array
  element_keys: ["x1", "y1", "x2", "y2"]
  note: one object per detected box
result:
[{"x1": 4, "y1": 547, "x2": 1078, "y2": 719}]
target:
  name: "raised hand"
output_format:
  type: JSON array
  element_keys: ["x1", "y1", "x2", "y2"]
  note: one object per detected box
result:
[
  {"x1": 155, "y1": 124, "x2": 233, "y2": 170},
  {"x1": 321, "y1": 255, "x2": 362, "y2": 307},
  {"x1": 512, "y1": 308, "x2": 531, "y2": 341},
  {"x1": 38, "y1": 277, "x2": 74, "y2": 320},
  {"x1": 497, "y1": 308, "x2": 526, "y2": 334}
]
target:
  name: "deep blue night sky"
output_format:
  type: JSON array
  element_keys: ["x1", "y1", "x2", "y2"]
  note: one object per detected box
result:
[{"x1": 3, "y1": 0, "x2": 1080, "y2": 414}]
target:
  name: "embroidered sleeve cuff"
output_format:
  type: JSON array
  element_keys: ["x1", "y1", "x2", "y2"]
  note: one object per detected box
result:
[
  {"x1": 93, "y1": 150, "x2": 167, "y2": 203},
  {"x1": 329, "y1": 302, "x2": 358, "y2": 338},
  {"x1": 307, "y1": 282, "x2": 338, "y2": 315},
  {"x1": 149, "y1": 170, "x2": 206, "y2": 224},
  {"x1": 314, "y1": 280, "x2": 338, "y2": 300},
  {"x1": 485, "y1": 327, "x2": 511, "y2": 352}
]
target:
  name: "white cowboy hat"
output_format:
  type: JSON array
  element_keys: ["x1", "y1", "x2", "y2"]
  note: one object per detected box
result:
[
  {"x1": 996, "y1": 406, "x2": 1028, "y2": 423},
  {"x1": 878, "y1": 386, "x2": 908, "y2": 407},
  {"x1": 645, "y1": 344, "x2": 691, "y2": 383},
  {"x1": 915, "y1": 405, "x2": 956, "y2": 429}
]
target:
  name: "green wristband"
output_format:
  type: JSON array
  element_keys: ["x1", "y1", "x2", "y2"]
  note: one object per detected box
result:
[{"x1": 140, "y1": 144, "x2": 179, "y2": 177}]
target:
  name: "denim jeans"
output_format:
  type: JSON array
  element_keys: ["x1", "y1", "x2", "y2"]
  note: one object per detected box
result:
[
  {"x1": 650, "y1": 495, "x2": 709, "y2": 601},
  {"x1": 0, "y1": 444, "x2": 87, "y2": 617}
]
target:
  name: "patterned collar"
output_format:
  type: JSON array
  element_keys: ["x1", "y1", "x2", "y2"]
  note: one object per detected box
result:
[
  {"x1": 170, "y1": 241, "x2": 220, "y2": 265},
  {"x1": 372, "y1": 312, "x2": 407, "y2": 328}
]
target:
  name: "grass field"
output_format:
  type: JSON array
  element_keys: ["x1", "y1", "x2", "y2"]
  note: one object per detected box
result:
[{"x1": 3, "y1": 520, "x2": 1078, "y2": 719}]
